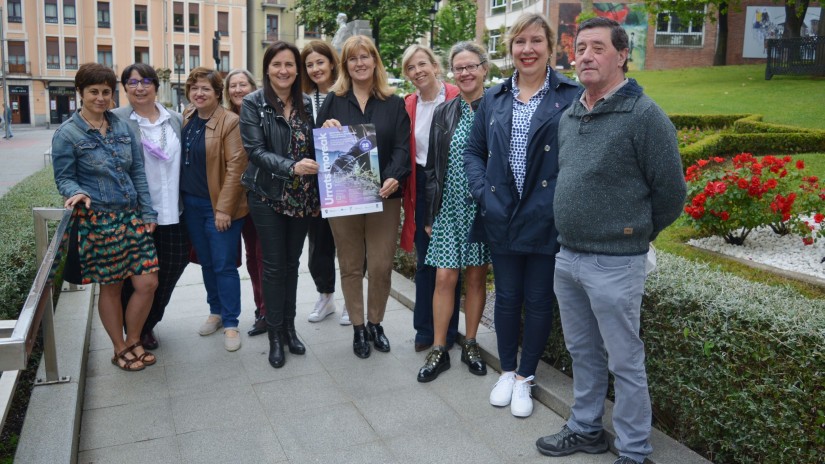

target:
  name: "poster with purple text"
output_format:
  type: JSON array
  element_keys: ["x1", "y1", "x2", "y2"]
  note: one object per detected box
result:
[{"x1": 313, "y1": 124, "x2": 383, "y2": 218}]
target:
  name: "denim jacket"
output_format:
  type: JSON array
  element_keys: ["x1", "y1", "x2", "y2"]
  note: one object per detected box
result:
[{"x1": 52, "y1": 110, "x2": 158, "y2": 223}]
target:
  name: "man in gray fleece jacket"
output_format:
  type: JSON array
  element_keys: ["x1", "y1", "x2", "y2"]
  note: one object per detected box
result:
[{"x1": 535, "y1": 17, "x2": 686, "y2": 464}]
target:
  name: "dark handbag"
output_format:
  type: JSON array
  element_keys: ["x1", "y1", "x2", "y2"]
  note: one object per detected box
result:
[{"x1": 62, "y1": 211, "x2": 83, "y2": 284}]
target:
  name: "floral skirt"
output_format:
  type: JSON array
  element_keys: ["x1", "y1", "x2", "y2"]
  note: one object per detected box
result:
[{"x1": 62, "y1": 207, "x2": 159, "y2": 285}]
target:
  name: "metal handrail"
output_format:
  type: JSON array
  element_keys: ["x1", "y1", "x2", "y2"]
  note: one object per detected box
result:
[{"x1": 0, "y1": 207, "x2": 72, "y2": 430}]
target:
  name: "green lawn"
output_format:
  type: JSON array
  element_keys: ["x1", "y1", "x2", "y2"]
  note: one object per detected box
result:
[{"x1": 633, "y1": 65, "x2": 825, "y2": 130}]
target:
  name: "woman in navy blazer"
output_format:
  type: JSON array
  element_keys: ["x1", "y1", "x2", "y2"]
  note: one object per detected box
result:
[{"x1": 463, "y1": 13, "x2": 579, "y2": 418}]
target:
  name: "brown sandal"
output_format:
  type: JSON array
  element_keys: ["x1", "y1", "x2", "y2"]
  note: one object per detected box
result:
[
  {"x1": 111, "y1": 346, "x2": 145, "y2": 372},
  {"x1": 127, "y1": 341, "x2": 156, "y2": 366}
]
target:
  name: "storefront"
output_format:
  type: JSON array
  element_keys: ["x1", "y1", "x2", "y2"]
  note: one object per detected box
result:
[
  {"x1": 8, "y1": 85, "x2": 30, "y2": 124},
  {"x1": 49, "y1": 86, "x2": 77, "y2": 125}
]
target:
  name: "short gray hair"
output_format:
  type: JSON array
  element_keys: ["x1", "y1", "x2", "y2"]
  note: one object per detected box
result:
[{"x1": 449, "y1": 41, "x2": 488, "y2": 70}]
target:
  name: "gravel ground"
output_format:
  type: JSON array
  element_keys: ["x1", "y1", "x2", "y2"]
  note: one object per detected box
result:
[{"x1": 688, "y1": 218, "x2": 825, "y2": 281}]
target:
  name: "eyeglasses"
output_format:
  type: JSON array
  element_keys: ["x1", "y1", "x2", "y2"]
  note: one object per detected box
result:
[
  {"x1": 347, "y1": 54, "x2": 373, "y2": 65},
  {"x1": 451, "y1": 61, "x2": 486, "y2": 75},
  {"x1": 126, "y1": 78, "x2": 154, "y2": 89}
]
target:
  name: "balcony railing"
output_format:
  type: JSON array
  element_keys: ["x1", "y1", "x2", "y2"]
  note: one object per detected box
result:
[
  {"x1": 262, "y1": 1, "x2": 288, "y2": 9},
  {"x1": 5, "y1": 60, "x2": 31, "y2": 75}
]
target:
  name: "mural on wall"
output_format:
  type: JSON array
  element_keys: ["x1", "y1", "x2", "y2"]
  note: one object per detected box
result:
[
  {"x1": 743, "y1": 6, "x2": 821, "y2": 58},
  {"x1": 557, "y1": 3, "x2": 649, "y2": 71}
]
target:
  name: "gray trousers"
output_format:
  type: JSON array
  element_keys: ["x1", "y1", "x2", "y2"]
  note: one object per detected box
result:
[{"x1": 554, "y1": 247, "x2": 652, "y2": 463}]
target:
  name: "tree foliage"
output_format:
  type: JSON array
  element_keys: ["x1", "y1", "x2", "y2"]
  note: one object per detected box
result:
[
  {"x1": 293, "y1": 0, "x2": 433, "y2": 73},
  {"x1": 432, "y1": 0, "x2": 478, "y2": 56}
]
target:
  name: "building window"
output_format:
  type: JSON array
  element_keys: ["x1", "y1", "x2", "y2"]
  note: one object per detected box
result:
[
  {"x1": 64, "y1": 0, "x2": 76, "y2": 24},
  {"x1": 189, "y1": 45, "x2": 200, "y2": 69},
  {"x1": 488, "y1": 29, "x2": 501, "y2": 56},
  {"x1": 47, "y1": 37, "x2": 61, "y2": 69},
  {"x1": 174, "y1": 45, "x2": 185, "y2": 74},
  {"x1": 45, "y1": 0, "x2": 58, "y2": 23},
  {"x1": 304, "y1": 25, "x2": 321, "y2": 38},
  {"x1": 97, "y1": 45, "x2": 113, "y2": 68},
  {"x1": 217, "y1": 12, "x2": 229, "y2": 36},
  {"x1": 266, "y1": 15, "x2": 279, "y2": 41},
  {"x1": 8, "y1": 0, "x2": 23, "y2": 23},
  {"x1": 511, "y1": 0, "x2": 523, "y2": 12},
  {"x1": 65, "y1": 38, "x2": 78, "y2": 69},
  {"x1": 219, "y1": 51, "x2": 230, "y2": 73},
  {"x1": 490, "y1": 0, "x2": 505, "y2": 16},
  {"x1": 655, "y1": 11, "x2": 704, "y2": 47},
  {"x1": 173, "y1": 1, "x2": 184, "y2": 32},
  {"x1": 135, "y1": 5, "x2": 148, "y2": 31},
  {"x1": 189, "y1": 3, "x2": 199, "y2": 33},
  {"x1": 97, "y1": 2, "x2": 110, "y2": 28},
  {"x1": 135, "y1": 46, "x2": 150, "y2": 64},
  {"x1": 8, "y1": 41, "x2": 26, "y2": 73}
]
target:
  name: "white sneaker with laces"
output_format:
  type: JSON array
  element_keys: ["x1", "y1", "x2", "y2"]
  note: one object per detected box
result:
[
  {"x1": 308, "y1": 293, "x2": 335, "y2": 322},
  {"x1": 489, "y1": 371, "x2": 517, "y2": 406},
  {"x1": 510, "y1": 375, "x2": 535, "y2": 417},
  {"x1": 339, "y1": 304, "x2": 351, "y2": 325}
]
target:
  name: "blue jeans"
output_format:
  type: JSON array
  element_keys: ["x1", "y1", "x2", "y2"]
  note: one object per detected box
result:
[
  {"x1": 490, "y1": 251, "x2": 555, "y2": 377},
  {"x1": 182, "y1": 194, "x2": 244, "y2": 329},
  {"x1": 554, "y1": 247, "x2": 652, "y2": 463},
  {"x1": 248, "y1": 194, "x2": 308, "y2": 329},
  {"x1": 413, "y1": 166, "x2": 459, "y2": 346}
]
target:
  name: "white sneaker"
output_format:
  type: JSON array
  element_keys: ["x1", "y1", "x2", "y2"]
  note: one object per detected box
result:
[
  {"x1": 308, "y1": 293, "x2": 335, "y2": 322},
  {"x1": 339, "y1": 304, "x2": 351, "y2": 325},
  {"x1": 489, "y1": 371, "x2": 517, "y2": 407},
  {"x1": 510, "y1": 375, "x2": 535, "y2": 417}
]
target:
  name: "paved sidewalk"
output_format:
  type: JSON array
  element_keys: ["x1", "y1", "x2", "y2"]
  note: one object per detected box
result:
[
  {"x1": 77, "y1": 244, "x2": 618, "y2": 464},
  {"x1": 0, "y1": 128, "x2": 55, "y2": 197}
]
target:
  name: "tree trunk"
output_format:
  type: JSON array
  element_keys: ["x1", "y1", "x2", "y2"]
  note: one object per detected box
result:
[
  {"x1": 818, "y1": 7, "x2": 825, "y2": 37},
  {"x1": 713, "y1": 3, "x2": 728, "y2": 66},
  {"x1": 783, "y1": 0, "x2": 810, "y2": 38}
]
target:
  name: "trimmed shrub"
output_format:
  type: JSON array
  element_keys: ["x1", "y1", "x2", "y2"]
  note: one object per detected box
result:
[
  {"x1": 669, "y1": 113, "x2": 754, "y2": 129},
  {"x1": 0, "y1": 167, "x2": 63, "y2": 320},
  {"x1": 544, "y1": 252, "x2": 825, "y2": 464}
]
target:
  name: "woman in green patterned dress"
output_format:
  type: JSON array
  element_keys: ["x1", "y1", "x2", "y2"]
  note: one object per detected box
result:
[{"x1": 417, "y1": 42, "x2": 491, "y2": 383}]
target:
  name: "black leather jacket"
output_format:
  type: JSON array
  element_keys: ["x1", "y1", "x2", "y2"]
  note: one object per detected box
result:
[
  {"x1": 239, "y1": 89, "x2": 314, "y2": 202},
  {"x1": 423, "y1": 96, "x2": 478, "y2": 227}
]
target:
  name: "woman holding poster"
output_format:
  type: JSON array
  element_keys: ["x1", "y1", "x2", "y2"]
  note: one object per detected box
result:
[
  {"x1": 317, "y1": 35, "x2": 411, "y2": 359},
  {"x1": 239, "y1": 41, "x2": 319, "y2": 368}
]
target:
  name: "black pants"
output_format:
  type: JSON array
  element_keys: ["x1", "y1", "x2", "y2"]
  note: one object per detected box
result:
[
  {"x1": 121, "y1": 221, "x2": 190, "y2": 336},
  {"x1": 307, "y1": 215, "x2": 336, "y2": 294},
  {"x1": 248, "y1": 194, "x2": 309, "y2": 330}
]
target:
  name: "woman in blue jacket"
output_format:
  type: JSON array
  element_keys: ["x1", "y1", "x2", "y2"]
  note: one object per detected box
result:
[{"x1": 463, "y1": 13, "x2": 579, "y2": 417}]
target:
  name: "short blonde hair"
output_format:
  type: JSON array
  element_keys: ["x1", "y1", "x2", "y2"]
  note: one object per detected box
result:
[
  {"x1": 506, "y1": 13, "x2": 556, "y2": 55},
  {"x1": 401, "y1": 44, "x2": 441, "y2": 78},
  {"x1": 332, "y1": 35, "x2": 394, "y2": 100}
]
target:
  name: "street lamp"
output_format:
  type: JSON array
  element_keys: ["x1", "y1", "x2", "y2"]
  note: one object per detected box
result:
[
  {"x1": 174, "y1": 53, "x2": 183, "y2": 110},
  {"x1": 429, "y1": 0, "x2": 441, "y2": 47}
]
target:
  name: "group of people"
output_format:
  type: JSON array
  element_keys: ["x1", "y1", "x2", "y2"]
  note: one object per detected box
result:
[{"x1": 51, "y1": 13, "x2": 686, "y2": 464}]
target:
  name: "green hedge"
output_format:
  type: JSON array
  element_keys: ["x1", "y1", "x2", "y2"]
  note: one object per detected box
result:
[
  {"x1": 544, "y1": 252, "x2": 825, "y2": 464},
  {"x1": 0, "y1": 168, "x2": 63, "y2": 320},
  {"x1": 671, "y1": 113, "x2": 825, "y2": 165}
]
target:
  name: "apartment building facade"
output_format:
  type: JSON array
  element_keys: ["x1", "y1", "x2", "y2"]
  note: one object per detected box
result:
[{"x1": 1, "y1": 0, "x2": 246, "y2": 127}]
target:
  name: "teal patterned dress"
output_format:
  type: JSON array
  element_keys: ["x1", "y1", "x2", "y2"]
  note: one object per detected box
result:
[{"x1": 425, "y1": 99, "x2": 491, "y2": 269}]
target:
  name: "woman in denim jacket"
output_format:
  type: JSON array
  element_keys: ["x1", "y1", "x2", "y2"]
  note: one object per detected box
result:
[{"x1": 52, "y1": 63, "x2": 159, "y2": 372}]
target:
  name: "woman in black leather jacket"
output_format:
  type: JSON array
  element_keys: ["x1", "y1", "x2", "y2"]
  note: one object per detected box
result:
[
  {"x1": 416, "y1": 42, "x2": 491, "y2": 383},
  {"x1": 239, "y1": 41, "x2": 319, "y2": 369}
]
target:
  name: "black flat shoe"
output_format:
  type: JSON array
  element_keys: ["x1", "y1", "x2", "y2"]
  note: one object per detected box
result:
[
  {"x1": 461, "y1": 339, "x2": 487, "y2": 376},
  {"x1": 366, "y1": 322, "x2": 390, "y2": 352},
  {"x1": 353, "y1": 326, "x2": 371, "y2": 359},
  {"x1": 417, "y1": 348, "x2": 450, "y2": 382},
  {"x1": 247, "y1": 316, "x2": 267, "y2": 337}
]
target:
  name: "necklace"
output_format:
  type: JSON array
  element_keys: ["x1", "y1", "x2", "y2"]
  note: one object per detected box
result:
[
  {"x1": 80, "y1": 110, "x2": 106, "y2": 132},
  {"x1": 139, "y1": 118, "x2": 168, "y2": 153},
  {"x1": 182, "y1": 116, "x2": 207, "y2": 166}
]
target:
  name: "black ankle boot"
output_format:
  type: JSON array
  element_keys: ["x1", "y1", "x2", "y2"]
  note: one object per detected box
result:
[
  {"x1": 417, "y1": 347, "x2": 450, "y2": 383},
  {"x1": 352, "y1": 325, "x2": 371, "y2": 359},
  {"x1": 366, "y1": 322, "x2": 390, "y2": 352},
  {"x1": 268, "y1": 328, "x2": 286, "y2": 368},
  {"x1": 247, "y1": 315, "x2": 266, "y2": 337},
  {"x1": 283, "y1": 318, "x2": 306, "y2": 355}
]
